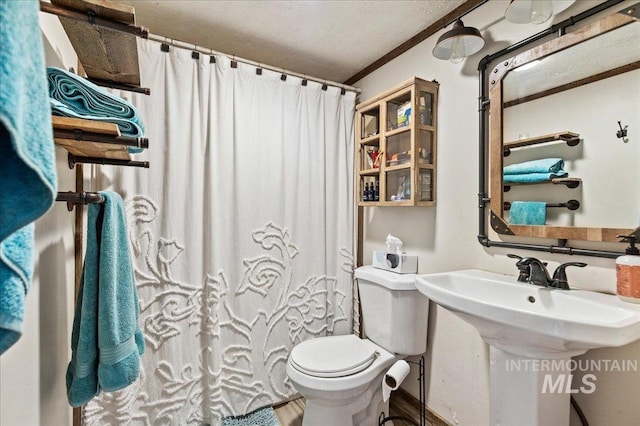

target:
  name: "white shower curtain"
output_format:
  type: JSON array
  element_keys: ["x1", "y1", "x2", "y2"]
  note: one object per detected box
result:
[{"x1": 85, "y1": 40, "x2": 356, "y2": 425}]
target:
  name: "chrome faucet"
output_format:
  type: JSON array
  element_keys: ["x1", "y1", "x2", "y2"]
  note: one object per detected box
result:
[{"x1": 508, "y1": 254, "x2": 586, "y2": 290}]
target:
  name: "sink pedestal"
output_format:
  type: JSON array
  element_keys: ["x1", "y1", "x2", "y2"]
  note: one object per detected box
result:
[
  {"x1": 415, "y1": 270, "x2": 640, "y2": 426},
  {"x1": 490, "y1": 347, "x2": 579, "y2": 426}
]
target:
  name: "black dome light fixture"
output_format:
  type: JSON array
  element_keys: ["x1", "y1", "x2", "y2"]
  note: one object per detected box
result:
[{"x1": 432, "y1": 19, "x2": 485, "y2": 64}]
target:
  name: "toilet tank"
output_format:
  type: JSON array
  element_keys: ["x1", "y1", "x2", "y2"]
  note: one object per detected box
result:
[{"x1": 355, "y1": 266, "x2": 429, "y2": 355}]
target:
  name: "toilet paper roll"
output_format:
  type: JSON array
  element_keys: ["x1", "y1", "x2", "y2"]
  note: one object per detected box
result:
[{"x1": 382, "y1": 360, "x2": 410, "y2": 402}]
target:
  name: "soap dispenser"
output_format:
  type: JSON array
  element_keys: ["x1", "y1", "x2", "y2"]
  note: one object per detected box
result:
[{"x1": 616, "y1": 234, "x2": 640, "y2": 303}]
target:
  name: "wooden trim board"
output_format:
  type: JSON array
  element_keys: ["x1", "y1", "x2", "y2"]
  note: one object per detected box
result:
[
  {"x1": 52, "y1": 116, "x2": 121, "y2": 136},
  {"x1": 52, "y1": 116, "x2": 131, "y2": 160},
  {"x1": 50, "y1": 0, "x2": 135, "y2": 24},
  {"x1": 343, "y1": 0, "x2": 486, "y2": 85},
  {"x1": 51, "y1": 0, "x2": 142, "y2": 85},
  {"x1": 390, "y1": 387, "x2": 452, "y2": 426}
]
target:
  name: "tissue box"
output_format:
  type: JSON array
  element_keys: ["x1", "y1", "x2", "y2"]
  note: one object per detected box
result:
[{"x1": 372, "y1": 250, "x2": 418, "y2": 274}]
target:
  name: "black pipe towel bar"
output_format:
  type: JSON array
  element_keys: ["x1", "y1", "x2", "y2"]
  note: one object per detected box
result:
[
  {"x1": 86, "y1": 77, "x2": 151, "y2": 95},
  {"x1": 68, "y1": 153, "x2": 149, "y2": 169},
  {"x1": 54, "y1": 129, "x2": 149, "y2": 149},
  {"x1": 503, "y1": 200, "x2": 580, "y2": 211},
  {"x1": 56, "y1": 191, "x2": 105, "y2": 211}
]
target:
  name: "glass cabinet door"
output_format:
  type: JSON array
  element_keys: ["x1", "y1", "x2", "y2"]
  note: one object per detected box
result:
[
  {"x1": 385, "y1": 89, "x2": 412, "y2": 132},
  {"x1": 357, "y1": 104, "x2": 381, "y2": 204},
  {"x1": 386, "y1": 168, "x2": 411, "y2": 202}
]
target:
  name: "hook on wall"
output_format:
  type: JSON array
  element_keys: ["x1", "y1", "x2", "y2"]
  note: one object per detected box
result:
[{"x1": 617, "y1": 121, "x2": 629, "y2": 143}]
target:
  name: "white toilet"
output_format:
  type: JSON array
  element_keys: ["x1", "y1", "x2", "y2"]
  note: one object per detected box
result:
[{"x1": 286, "y1": 265, "x2": 429, "y2": 426}]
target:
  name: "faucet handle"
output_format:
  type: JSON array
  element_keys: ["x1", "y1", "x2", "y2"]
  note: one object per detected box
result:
[
  {"x1": 508, "y1": 254, "x2": 550, "y2": 282},
  {"x1": 508, "y1": 254, "x2": 529, "y2": 282},
  {"x1": 550, "y1": 262, "x2": 587, "y2": 290}
]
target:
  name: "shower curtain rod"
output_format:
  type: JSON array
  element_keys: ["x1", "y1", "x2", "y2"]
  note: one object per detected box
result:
[{"x1": 147, "y1": 33, "x2": 362, "y2": 94}]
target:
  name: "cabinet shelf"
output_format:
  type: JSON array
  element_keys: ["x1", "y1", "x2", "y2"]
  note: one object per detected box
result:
[
  {"x1": 503, "y1": 131, "x2": 580, "y2": 156},
  {"x1": 359, "y1": 168, "x2": 381, "y2": 176},
  {"x1": 359, "y1": 134, "x2": 380, "y2": 145},
  {"x1": 384, "y1": 164, "x2": 411, "y2": 173},
  {"x1": 42, "y1": 0, "x2": 148, "y2": 92},
  {"x1": 385, "y1": 125, "x2": 411, "y2": 137},
  {"x1": 357, "y1": 200, "x2": 384, "y2": 207}
]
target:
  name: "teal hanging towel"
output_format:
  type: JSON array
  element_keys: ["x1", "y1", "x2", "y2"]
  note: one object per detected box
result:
[
  {"x1": 509, "y1": 201, "x2": 547, "y2": 225},
  {"x1": 0, "y1": 0, "x2": 58, "y2": 355},
  {"x1": 66, "y1": 191, "x2": 144, "y2": 406}
]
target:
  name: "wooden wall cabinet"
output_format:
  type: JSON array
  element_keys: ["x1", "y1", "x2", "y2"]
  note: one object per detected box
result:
[{"x1": 355, "y1": 77, "x2": 438, "y2": 207}]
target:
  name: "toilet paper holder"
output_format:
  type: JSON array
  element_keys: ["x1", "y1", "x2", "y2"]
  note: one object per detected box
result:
[{"x1": 378, "y1": 356, "x2": 426, "y2": 426}]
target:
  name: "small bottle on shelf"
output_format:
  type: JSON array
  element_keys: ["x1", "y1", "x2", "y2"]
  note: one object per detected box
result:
[
  {"x1": 363, "y1": 182, "x2": 370, "y2": 202},
  {"x1": 374, "y1": 180, "x2": 380, "y2": 201}
]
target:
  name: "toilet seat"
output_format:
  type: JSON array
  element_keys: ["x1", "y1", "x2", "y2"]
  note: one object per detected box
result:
[{"x1": 289, "y1": 335, "x2": 378, "y2": 378}]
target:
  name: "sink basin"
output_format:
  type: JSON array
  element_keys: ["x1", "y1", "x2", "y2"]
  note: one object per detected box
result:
[
  {"x1": 415, "y1": 269, "x2": 640, "y2": 426},
  {"x1": 415, "y1": 269, "x2": 640, "y2": 358}
]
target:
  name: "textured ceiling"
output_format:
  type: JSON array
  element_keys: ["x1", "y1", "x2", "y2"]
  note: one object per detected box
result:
[{"x1": 117, "y1": 0, "x2": 466, "y2": 84}]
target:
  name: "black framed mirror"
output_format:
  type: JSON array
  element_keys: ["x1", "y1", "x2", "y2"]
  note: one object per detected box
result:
[{"x1": 478, "y1": 0, "x2": 639, "y2": 258}]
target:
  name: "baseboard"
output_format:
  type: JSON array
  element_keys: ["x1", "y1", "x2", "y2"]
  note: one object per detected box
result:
[{"x1": 390, "y1": 387, "x2": 452, "y2": 426}]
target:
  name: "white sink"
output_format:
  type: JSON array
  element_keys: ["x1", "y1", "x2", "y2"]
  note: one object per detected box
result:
[
  {"x1": 415, "y1": 269, "x2": 640, "y2": 358},
  {"x1": 415, "y1": 269, "x2": 640, "y2": 426}
]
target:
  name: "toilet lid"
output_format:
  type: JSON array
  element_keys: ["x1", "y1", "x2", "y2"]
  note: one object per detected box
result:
[{"x1": 289, "y1": 335, "x2": 377, "y2": 378}]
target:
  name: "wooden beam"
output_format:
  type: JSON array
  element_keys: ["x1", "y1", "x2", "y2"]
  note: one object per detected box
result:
[
  {"x1": 343, "y1": 0, "x2": 486, "y2": 86},
  {"x1": 49, "y1": 0, "x2": 135, "y2": 25}
]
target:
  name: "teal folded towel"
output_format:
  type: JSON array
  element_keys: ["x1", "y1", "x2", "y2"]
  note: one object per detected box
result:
[
  {"x1": 509, "y1": 201, "x2": 547, "y2": 225},
  {"x1": 503, "y1": 158, "x2": 565, "y2": 175},
  {"x1": 66, "y1": 192, "x2": 144, "y2": 406},
  {"x1": 503, "y1": 171, "x2": 568, "y2": 184},
  {"x1": 46, "y1": 67, "x2": 144, "y2": 153},
  {"x1": 50, "y1": 98, "x2": 143, "y2": 143},
  {"x1": 0, "y1": 0, "x2": 57, "y2": 355}
]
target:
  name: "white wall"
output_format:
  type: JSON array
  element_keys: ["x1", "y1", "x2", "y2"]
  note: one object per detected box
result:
[
  {"x1": 355, "y1": 1, "x2": 640, "y2": 425},
  {"x1": 0, "y1": 11, "x2": 77, "y2": 426}
]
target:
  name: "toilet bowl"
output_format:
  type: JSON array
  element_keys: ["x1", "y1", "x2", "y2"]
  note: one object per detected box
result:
[
  {"x1": 286, "y1": 335, "x2": 396, "y2": 426},
  {"x1": 286, "y1": 266, "x2": 429, "y2": 426}
]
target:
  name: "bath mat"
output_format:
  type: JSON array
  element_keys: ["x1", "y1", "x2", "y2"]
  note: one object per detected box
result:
[{"x1": 222, "y1": 406, "x2": 281, "y2": 426}]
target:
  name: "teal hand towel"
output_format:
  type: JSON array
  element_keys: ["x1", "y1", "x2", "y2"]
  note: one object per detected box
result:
[
  {"x1": 66, "y1": 192, "x2": 144, "y2": 406},
  {"x1": 509, "y1": 201, "x2": 547, "y2": 225},
  {"x1": 46, "y1": 67, "x2": 144, "y2": 153},
  {"x1": 503, "y1": 171, "x2": 568, "y2": 184},
  {"x1": 503, "y1": 158, "x2": 564, "y2": 175},
  {"x1": 0, "y1": 0, "x2": 57, "y2": 354}
]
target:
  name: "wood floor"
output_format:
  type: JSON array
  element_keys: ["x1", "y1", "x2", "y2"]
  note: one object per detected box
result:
[
  {"x1": 274, "y1": 398, "x2": 305, "y2": 426},
  {"x1": 274, "y1": 390, "x2": 450, "y2": 426}
]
